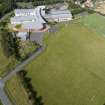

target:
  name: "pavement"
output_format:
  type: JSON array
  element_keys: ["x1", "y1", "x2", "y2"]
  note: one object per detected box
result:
[{"x1": 30, "y1": 32, "x2": 44, "y2": 46}]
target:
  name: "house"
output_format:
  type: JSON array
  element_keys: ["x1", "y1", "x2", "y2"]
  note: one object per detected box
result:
[
  {"x1": 22, "y1": 22, "x2": 43, "y2": 30},
  {"x1": 14, "y1": 6, "x2": 45, "y2": 17}
]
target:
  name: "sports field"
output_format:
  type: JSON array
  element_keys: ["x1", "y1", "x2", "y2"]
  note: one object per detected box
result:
[
  {"x1": 26, "y1": 22, "x2": 105, "y2": 105},
  {"x1": 80, "y1": 13, "x2": 105, "y2": 37}
]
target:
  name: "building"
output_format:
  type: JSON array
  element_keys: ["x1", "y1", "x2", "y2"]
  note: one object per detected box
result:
[
  {"x1": 11, "y1": 16, "x2": 36, "y2": 24},
  {"x1": 45, "y1": 9, "x2": 72, "y2": 22},
  {"x1": 10, "y1": 5, "x2": 72, "y2": 40},
  {"x1": 22, "y1": 22, "x2": 43, "y2": 30},
  {"x1": 14, "y1": 6, "x2": 45, "y2": 17},
  {"x1": 11, "y1": 6, "x2": 46, "y2": 31}
]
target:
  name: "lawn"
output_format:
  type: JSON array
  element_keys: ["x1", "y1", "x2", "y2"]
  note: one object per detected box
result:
[
  {"x1": 5, "y1": 75, "x2": 32, "y2": 105},
  {"x1": 79, "y1": 13, "x2": 105, "y2": 37},
  {"x1": 26, "y1": 22, "x2": 105, "y2": 105}
]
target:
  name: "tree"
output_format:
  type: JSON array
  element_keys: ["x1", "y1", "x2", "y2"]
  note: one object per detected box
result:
[
  {"x1": 0, "y1": 28, "x2": 20, "y2": 59},
  {"x1": 0, "y1": 0, "x2": 16, "y2": 17}
]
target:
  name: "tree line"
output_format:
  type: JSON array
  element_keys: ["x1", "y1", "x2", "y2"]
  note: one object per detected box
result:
[
  {"x1": 17, "y1": 70, "x2": 44, "y2": 105},
  {"x1": 0, "y1": 22, "x2": 20, "y2": 60},
  {"x1": 0, "y1": 0, "x2": 16, "y2": 18}
]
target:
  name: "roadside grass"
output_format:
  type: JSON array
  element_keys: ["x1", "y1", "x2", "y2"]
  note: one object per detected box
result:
[
  {"x1": 26, "y1": 22, "x2": 105, "y2": 105},
  {"x1": 5, "y1": 75, "x2": 32, "y2": 105},
  {"x1": 79, "y1": 13, "x2": 105, "y2": 37}
]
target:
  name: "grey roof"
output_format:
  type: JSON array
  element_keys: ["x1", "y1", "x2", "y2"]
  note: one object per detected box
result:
[
  {"x1": 12, "y1": 6, "x2": 46, "y2": 24},
  {"x1": 15, "y1": 9, "x2": 35, "y2": 14},
  {"x1": 45, "y1": 9, "x2": 72, "y2": 20},
  {"x1": 50, "y1": 9, "x2": 71, "y2": 15},
  {"x1": 11, "y1": 16, "x2": 36, "y2": 22},
  {"x1": 45, "y1": 13, "x2": 72, "y2": 19},
  {"x1": 22, "y1": 22, "x2": 43, "y2": 30}
]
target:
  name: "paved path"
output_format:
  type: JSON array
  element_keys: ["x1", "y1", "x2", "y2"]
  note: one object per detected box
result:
[
  {"x1": 0, "y1": 45, "x2": 46, "y2": 105},
  {"x1": 0, "y1": 87, "x2": 12, "y2": 105}
]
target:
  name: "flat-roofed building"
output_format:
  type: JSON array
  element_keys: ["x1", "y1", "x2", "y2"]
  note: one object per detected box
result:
[
  {"x1": 11, "y1": 16, "x2": 36, "y2": 24},
  {"x1": 15, "y1": 9, "x2": 36, "y2": 16},
  {"x1": 22, "y1": 22, "x2": 43, "y2": 30},
  {"x1": 10, "y1": 6, "x2": 46, "y2": 31},
  {"x1": 45, "y1": 9, "x2": 72, "y2": 22},
  {"x1": 14, "y1": 6, "x2": 45, "y2": 17}
]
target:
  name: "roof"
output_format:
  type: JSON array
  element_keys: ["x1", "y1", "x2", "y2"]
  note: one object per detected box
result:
[
  {"x1": 12, "y1": 5, "x2": 46, "y2": 24},
  {"x1": 11, "y1": 16, "x2": 36, "y2": 22},
  {"x1": 22, "y1": 22, "x2": 43, "y2": 30},
  {"x1": 45, "y1": 13, "x2": 72, "y2": 19},
  {"x1": 50, "y1": 9, "x2": 71, "y2": 15},
  {"x1": 14, "y1": 6, "x2": 45, "y2": 14},
  {"x1": 15, "y1": 9, "x2": 35, "y2": 14}
]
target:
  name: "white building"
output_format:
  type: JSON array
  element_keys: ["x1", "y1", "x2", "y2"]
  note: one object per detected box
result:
[
  {"x1": 10, "y1": 5, "x2": 72, "y2": 40},
  {"x1": 14, "y1": 6, "x2": 45, "y2": 17},
  {"x1": 45, "y1": 9, "x2": 72, "y2": 22},
  {"x1": 11, "y1": 16, "x2": 36, "y2": 24},
  {"x1": 22, "y1": 22, "x2": 43, "y2": 30},
  {"x1": 11, "y1": 6, "x2": 46, "y2": 30},
  {"x1": 14, "y1": 9, "x2": 36, "y2": 17}
]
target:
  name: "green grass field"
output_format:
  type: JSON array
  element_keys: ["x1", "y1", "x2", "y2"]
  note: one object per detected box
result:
[
  {"x1": 6, "y1": 75, "x2": 32, "y2": 105},
  {"x1": 80, "y1": 13, "x2": 105, "y2": 37},
  {"x1": 26, "y1": 22, "x2": 105, "y2": 105}
]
